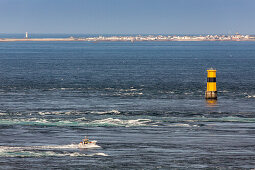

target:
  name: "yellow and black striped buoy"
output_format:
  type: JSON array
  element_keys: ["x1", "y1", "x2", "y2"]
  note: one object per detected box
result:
[{"x1": 205, "y1": 68, "x2": 217, "y2": 99}]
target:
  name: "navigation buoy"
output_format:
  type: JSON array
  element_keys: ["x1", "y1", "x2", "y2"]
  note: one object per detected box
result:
[{"x1": 205, "y1": 68, "x2": 217, "y2": 99}]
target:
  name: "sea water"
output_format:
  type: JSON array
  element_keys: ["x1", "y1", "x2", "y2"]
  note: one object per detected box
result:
[{"x1": 0, "y1": 39, "x2": 255, "y2": 169}]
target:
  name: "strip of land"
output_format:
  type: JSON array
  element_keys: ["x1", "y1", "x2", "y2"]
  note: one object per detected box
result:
[{"x1": 1, "y1": 34, "x2": 255, "y2": 42}]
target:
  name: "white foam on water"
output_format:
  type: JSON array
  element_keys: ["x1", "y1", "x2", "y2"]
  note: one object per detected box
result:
[
  {"x1": 39, "y1": 144, "x2": 79, "y2": 149},
  {"x1": 14, "y1": 118, "x2": 50, "y2": 124},
  {"x1": 38, "y1": 111, "x2": 60, "y2": 115},
  {"x1": 0, "y1": 143, "x2": 100, "y2": 151},
  {"x1": 44, "y1": 143, "x2": 101, "y2": 149},
  {"x1": 168, "y1": 123, "x2": 198, "y2": 127},
  {"x1": 76, "y1": 117, "x2": 87, "y2": 121},
  {"x1": 48, "y1": 88, "x2": 78, "y2": 91},
  {"x1": 0, "y1": 113, "x2": 7, "y2": 115},
  {"x1": 0, "y1": 143, "x2": 105, "y2": 157},
  {"x1": 38, "y1": 111, "x2": 77, "y2": 115},
  {"x1": 0, "y1": 118, "x2": 54, "y2": 126},
  {"x1": 90, "y1": 110, "x2": 120, "y2": 115},
  {"x1": 119, "y1": 88, "x2": 142, "y2": 92},
  {"x1": 247, "y1": 95, "x2": 255, "y2": 98},
  {"x1": 9, "y1": 118, "x2": 50, "y2": 124},
  {"x1": 165, "y1": 91, "x2": 175, "y2": 94},
  {"x1": 218, "y1": 90, "x2": 229, "y2": 93},
  {"x1": 91, "y1": 153, "x2": 108, "y2": 156},
  {"x1": 48, "y1": 88, "x2": 57, "y2": 91},
  {"x1": 0, "y1": 144, "x2": 75, "y2": 152},
  {"x1": 0, "y1": 150, "x2": 108, "y2": 157},
  {"x1": 38, "y1": 111, "x2": 52, "y2": 115},
  {"x1": 0, "y1": 117, "x2": 152, "y2": 127},
  {"x1": 125, "y1": 92, "x2": 143, "y2": 96},
  {"x1": 168, "y1": 123, "x2": 191, "y2": 127},
  {"x1": 114, "y1": 88, "x2": 144, "y2": 96},
  {"x1": 90, "y1": 118, "x2": 152, "y2": 127},
  {"x1": 104, "y1": 87, "x2": 114, "y2": 90},
  {"x1": 114, "y1": 92, "x2": 143, "y2": 96}
]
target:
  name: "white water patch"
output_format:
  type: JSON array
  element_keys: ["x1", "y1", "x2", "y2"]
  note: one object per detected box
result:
[
  {"x1": 38, "y1": 111, "x2": 60, "y2": 115},
  {"x1": 60, "y1": 88, "x2": 70, "y2": 90},
  {"x1": 39, "y1": 144, "x2": 80, "y2": 149},
  {"x1": 0, "y1": 150, "x2": 108, "y2": 157},
  {"x1": 168, "y1": 123, "x2": 198, "y2": 127},
  {"x1": 90, "y1": 110, "x2": 120, "y2": 115},
  {"x1": 164, "y1": 91, "x2": 175, "y2": 94},
  {"x1": 184, "y1": 92, "x2": 194, "y2": 95},
  {"x1": 22, "y1": 118, "x2": 49, "y2": 123},
  {"x1": 246, "y1": 95, "x2": 255, "y2": 98},
  {"x1": 218, "y1": 90, "x2": 229, "y2": 93},
  {"x1": 76, "y1": 117, "x2": 87, "y2": 121},
  {"x1": 0, "y1": 143, "x2": 105, "y2": 158},
  {"x1": 104, "y1": 87, "x2": 114, "y2": 90},
  {"x1": 3, "y1": 118, "x2": 50, "y2": 124},
  {"x1": 104, "y1": 87, "x2": 144, "y2": 96},
  {"x1": 170, "y1": 123, "x2": 191, "y2": 127},
  {"x1": 112, "y1": 88, "x2": 144, "y2": 96},
  {"x1": 0, "y1": 117, "x2": 153, "y2": 127},
  {"x1": 0, "y1": 118, "x2": 71, "y2": 127},
  {"x1": 0, "y1": 143, "x2": 100, "y2": 151},
  {"x1": 114, "y1": 92, "x2": 143, "y2": 96},
  {"x1": 43, "y1": 143, "x2": 100, "y2": 149},
  {"x1": 38, "y1": 110, "x2": 120, "y2": 116},
  {"x1": 48, "y1": 87, "x2": 82, "y2": 91},
  {"x1": 92, "y1": 153, "x2": 108, "y2": 156},
  {"x1": 38, "y1": 111, "x2": 80, "y2": 115},
  {"x1": 119, "y1": 88, "x2": 142, "y2": 92},
  {"x1": 0, "y1": 113, "x2": 7, "y2": 115},
  {"x1": 90, "y1": 118, "x2": 152, "y2": 127}
]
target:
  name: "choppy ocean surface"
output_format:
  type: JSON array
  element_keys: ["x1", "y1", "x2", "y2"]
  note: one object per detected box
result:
[{"x1": 0, "y1": 40, "x2": 255, "y2": 169}]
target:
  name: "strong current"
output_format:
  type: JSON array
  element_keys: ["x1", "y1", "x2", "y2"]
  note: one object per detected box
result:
[{"x1": 0, "y1": 39, "x2": 255, "y2": 169}]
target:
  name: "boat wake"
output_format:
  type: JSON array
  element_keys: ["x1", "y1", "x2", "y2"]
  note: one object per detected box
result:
[{"x1": 0, "y1": 143, "x2": 105, "y2": 158}]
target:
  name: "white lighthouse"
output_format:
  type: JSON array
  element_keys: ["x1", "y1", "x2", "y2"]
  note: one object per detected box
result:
[{"x1": 25, "y1": 32, "x2": 28, "y2": 39}]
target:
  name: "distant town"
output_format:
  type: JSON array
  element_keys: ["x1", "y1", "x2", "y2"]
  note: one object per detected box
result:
[{"x1": 1, "y1": 33, "x2": 255, "y2": 42}]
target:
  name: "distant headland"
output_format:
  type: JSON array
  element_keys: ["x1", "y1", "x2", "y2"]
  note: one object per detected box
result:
[{"x1": 1, "y1": 33, "x2": 255, "y2": 42}]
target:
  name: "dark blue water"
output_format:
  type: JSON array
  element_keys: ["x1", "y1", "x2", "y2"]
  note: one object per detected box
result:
[{"x1": 0, "y1": 40, "x2": 255, "y2": 169}]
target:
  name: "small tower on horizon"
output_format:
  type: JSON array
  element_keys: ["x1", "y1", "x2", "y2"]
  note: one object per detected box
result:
[{"x1": 25, "y1": 32, "x2": 28, "y2": 39}]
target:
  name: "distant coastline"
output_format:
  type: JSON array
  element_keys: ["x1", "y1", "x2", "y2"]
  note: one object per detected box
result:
[{"x1": 1, "y1": 33, "x2": 255, "y2": 42}]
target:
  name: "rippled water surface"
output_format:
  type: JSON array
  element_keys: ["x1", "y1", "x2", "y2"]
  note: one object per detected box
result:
[{"x1": 0, "y1": 40, "x2": 255, "y2": 169}]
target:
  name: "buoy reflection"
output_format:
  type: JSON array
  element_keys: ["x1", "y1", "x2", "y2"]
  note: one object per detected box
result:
[{"x1": 206, "y1": 99, "x2": 217, "y2": 107}]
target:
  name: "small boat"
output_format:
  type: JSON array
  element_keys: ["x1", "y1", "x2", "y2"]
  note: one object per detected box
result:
[{"x1": 78, "y1": 136, "x2": 98, "y2": 149}]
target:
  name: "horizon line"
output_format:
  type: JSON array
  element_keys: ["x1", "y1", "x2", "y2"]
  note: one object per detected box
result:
[{"x1": 1, "y1": 32, "x2": 255, "y2": 35}]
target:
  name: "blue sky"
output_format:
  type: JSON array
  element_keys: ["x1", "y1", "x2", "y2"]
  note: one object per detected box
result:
[{"x1": 0, "y1": 0, "x2": 254, "y2": 34}]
